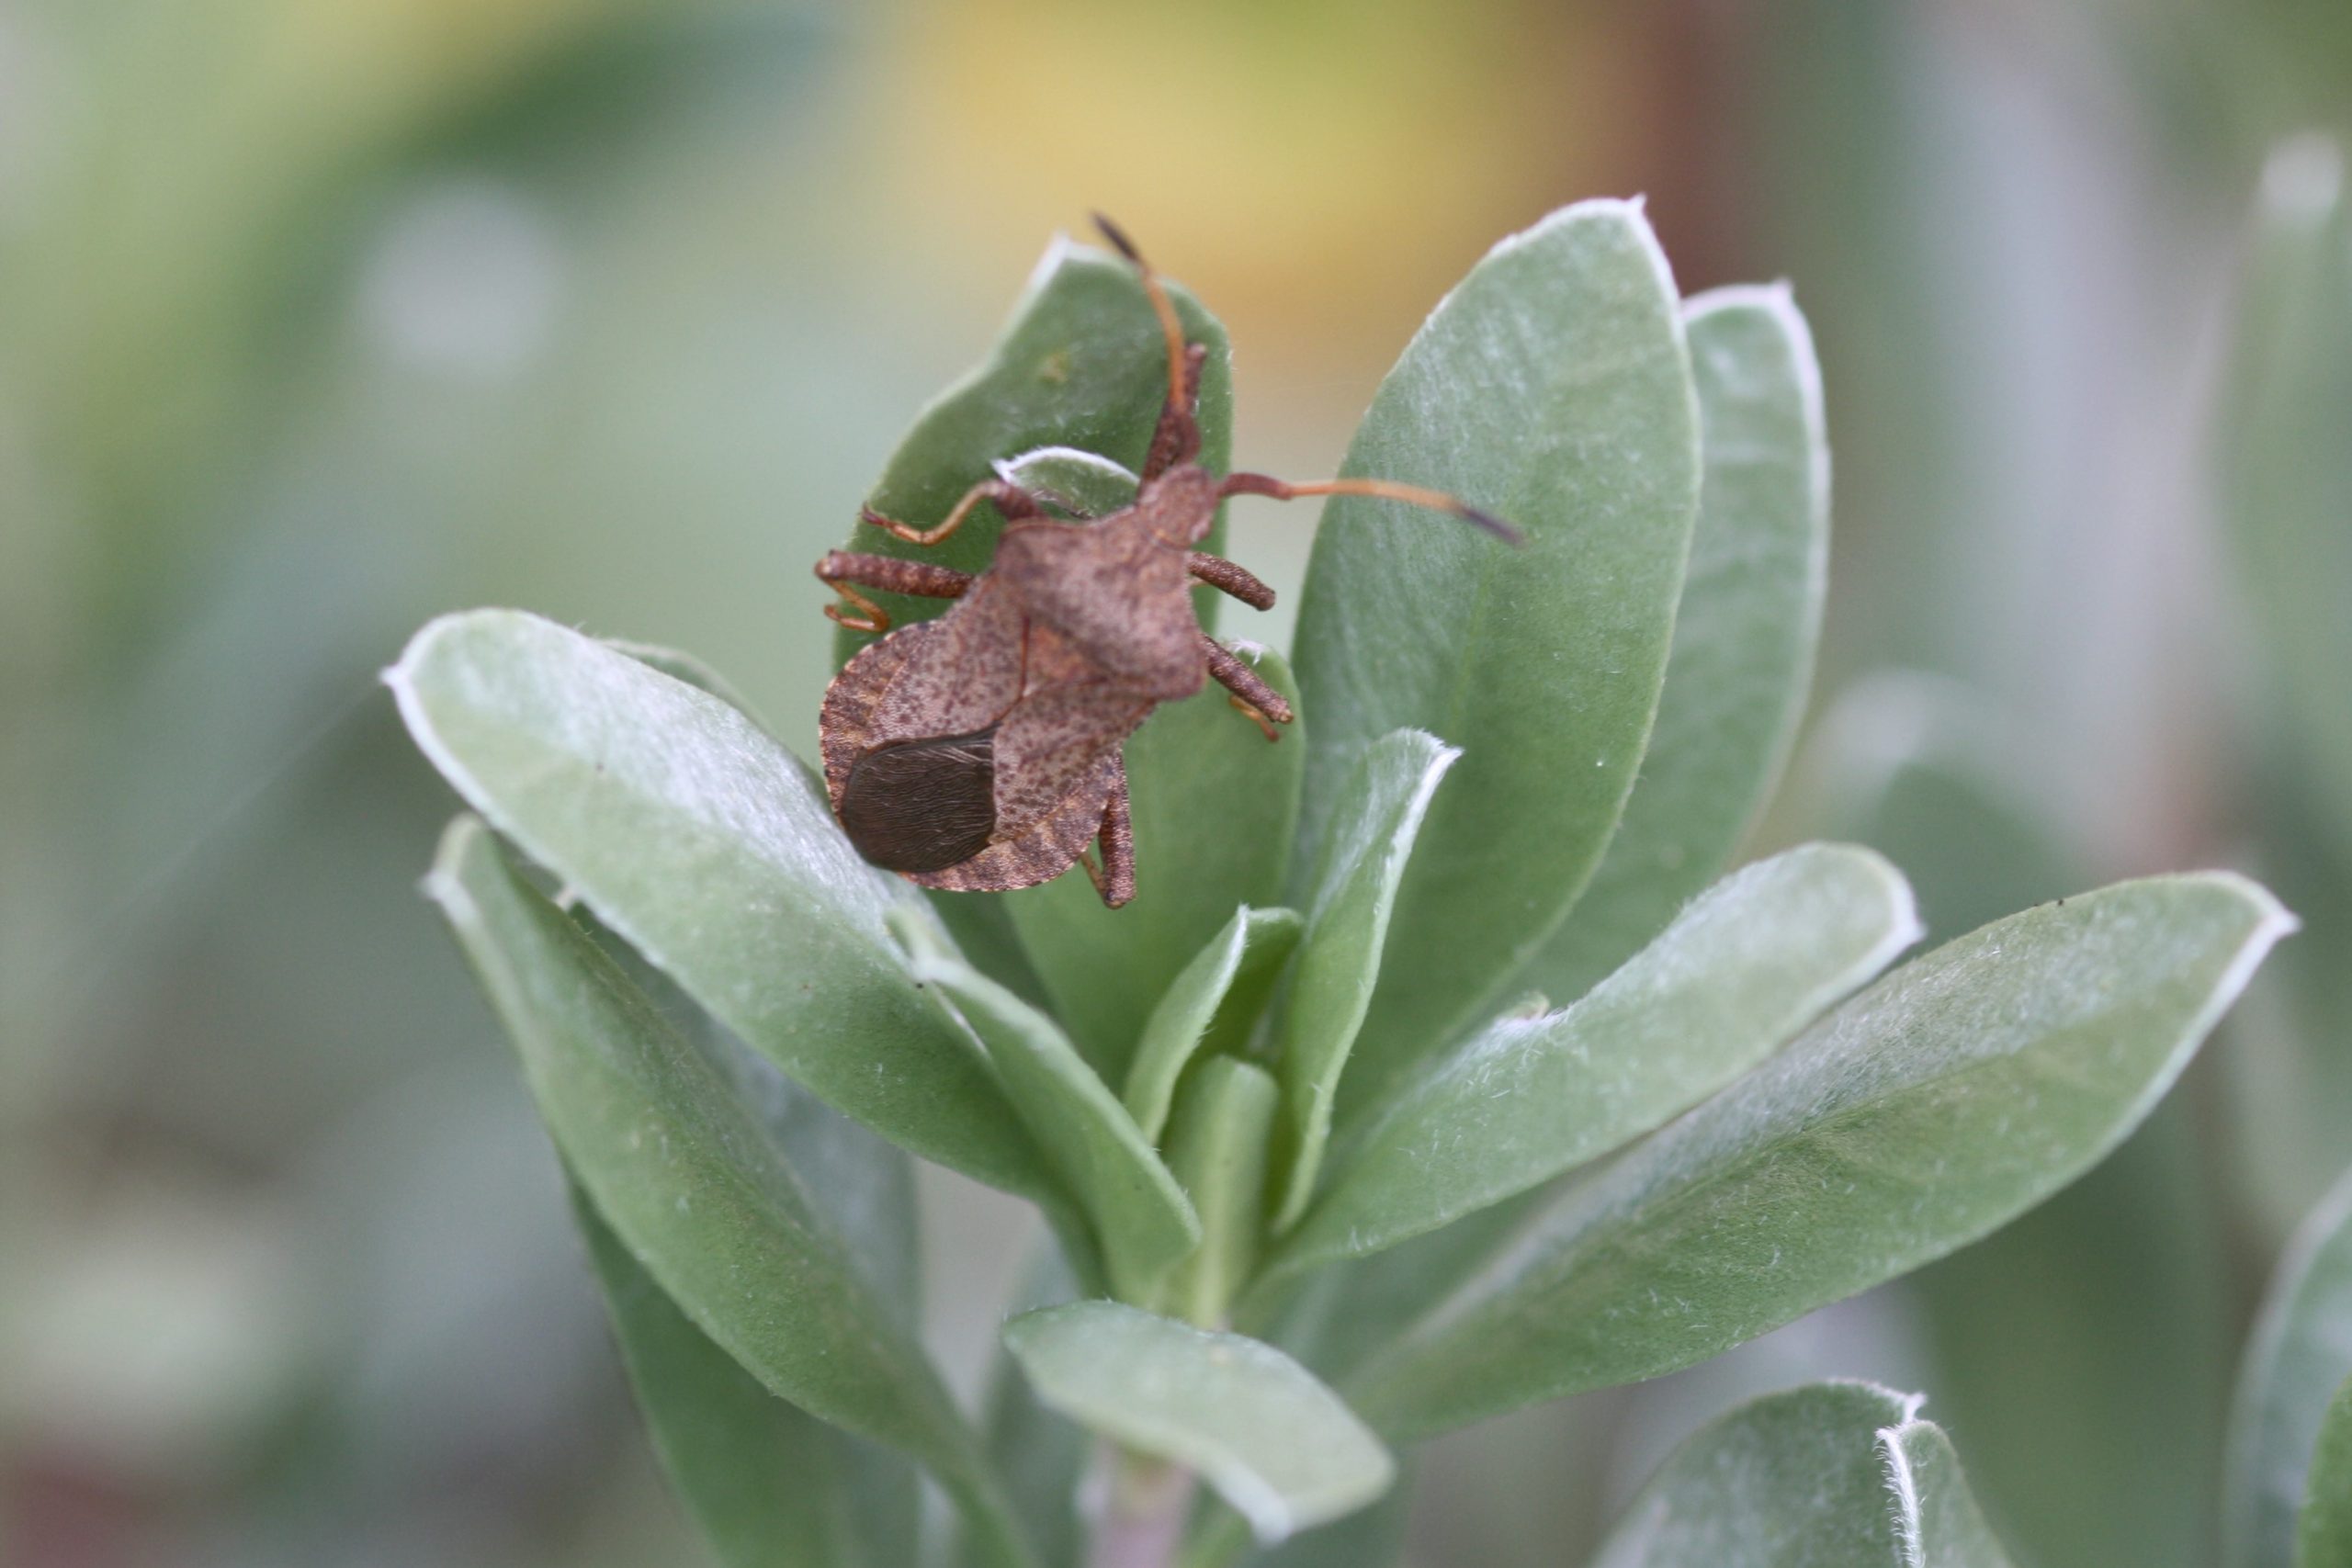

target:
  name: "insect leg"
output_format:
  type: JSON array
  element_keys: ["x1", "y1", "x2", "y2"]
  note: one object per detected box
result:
[
  {"x1": 1078, "y1": 762, "x2": 1136, "y2": 908},
  {"x1": 859, "y1": 478, "x2": 1043, "y2": 547},
  {"x1": 813, "y1": 552, "x2": 974, "y2": 633},
  {"x1": 1141, "y1": 342, "x2": 1208, "y2": 481},
  {"x1": 1199, "y1": 633, "x2": 1294, "y2": 738},
  {"x1": 1186, "y1": 551, "x2": 1275, "y2": 610},
  {"x1": 1218, "y1": 472, "x2": 1525, "y2": 545}
]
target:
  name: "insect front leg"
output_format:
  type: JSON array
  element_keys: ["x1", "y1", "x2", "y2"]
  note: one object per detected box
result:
[
  {"x1": 814, "y1": 553, "x2": 973, "y2": 634},
  {"x1": 859, "y1": 479, "x2": 1043, "y2": 547},
  {"x1": 1079, "y1": 762, "x2": 1136, "y2": 908},
  {"x1": 1199, "y1": 633, "x2": 1294, "y2": 740},
  {"x1": 1187, "y1": 551, "x2": 1275, "y2": 610}
]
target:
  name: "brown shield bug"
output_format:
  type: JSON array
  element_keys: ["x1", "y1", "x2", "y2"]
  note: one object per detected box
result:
[{"x1": 816, "y1": 217, "x2": 1519, "y2": 908}]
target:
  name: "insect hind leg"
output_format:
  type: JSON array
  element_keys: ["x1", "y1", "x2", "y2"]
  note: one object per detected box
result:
[
  {"x1": 1079, "y1": 763, "x2": 1136, "y2": 908},
  {"x1": 1199, "y1": 634, "x2": 1293, "y2": 738}
]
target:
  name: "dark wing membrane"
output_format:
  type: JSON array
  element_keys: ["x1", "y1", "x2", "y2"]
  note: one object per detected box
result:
[{"x1": 838, "y1": 728, "x2": 1000, "y2": 873}]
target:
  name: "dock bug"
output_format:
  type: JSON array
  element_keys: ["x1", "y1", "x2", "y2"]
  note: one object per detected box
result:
[{"x1": 816, "y1": 217, "x2": 1519, "y2": 908}]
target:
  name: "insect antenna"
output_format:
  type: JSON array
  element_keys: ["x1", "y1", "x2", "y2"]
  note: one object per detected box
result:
[
  {"x1": 1218, "y1": 472, "x2": 1527, "y2": 546},
  {"x1": 1091, "y1": 212, "x2": 1190, "y2": 426}
]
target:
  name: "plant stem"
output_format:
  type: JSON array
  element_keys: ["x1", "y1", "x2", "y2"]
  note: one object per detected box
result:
[{"x1": 1088, "y1": 1448, "x2": 1197, "y2": 1568}]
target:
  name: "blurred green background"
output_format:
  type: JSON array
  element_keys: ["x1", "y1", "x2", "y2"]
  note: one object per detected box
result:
[{"x1": 4, "y1": 2, "x2": 2349, "y2": 1564}]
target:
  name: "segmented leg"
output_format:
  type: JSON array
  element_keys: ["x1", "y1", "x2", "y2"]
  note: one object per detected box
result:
[
  {"x1": 1079, "y1": 764, "x2": 1136, "y2": 908},
  {"x1": 814, "y1": 552, "x2": 973, "y2": 633},
  {"x1": 1199, "y1": 634, "x2": 1293, "y2": 735},
  {"x1": 859, "y1": 478, "x2": 1043, "y2": 547},
  {"x1": 1141, "y1": 342, "x2": 1209, "y2": 480},
  {"x1": 1187, "y1": 551, "x2": 1274, "y2": 610}
]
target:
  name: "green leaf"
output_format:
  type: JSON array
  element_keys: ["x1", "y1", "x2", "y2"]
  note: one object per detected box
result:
[
  {"x1": 1160, "y1": 1057, "x2": 1281, "y2": 1327},
  {"x1": 1291, "y1": 198, "x2": 1702, "y2": 1107},
  {"x1": 1346, "y1": 872, "x2": 2294, "y2": 1438},
  {"x1": 2301, "y1": 1377, "x2": 2352, "y2": 1567},
  {"x1": 1591, "y1": 1382, "x2": 2015, "y2": 1568},
  {"x1": 1514, "y1": 284, "x2": 1829, "y2": 1006},
  {"x1": 890, "y1": 908, "x2": 1199, "y2": 1304},
  {"x1": 2229, "y1": 1164, "x2": 2352, "y2": 1568},
  {"x1": 833, "y1": 237, "x2": 1233, "y2": 665},
  {"x1": 571, "y1": 1184, "x2": 917, "y2": 1568},
  {"x1": 1267, "y1": 729, "x2": 1459, "y2": 1231},
  {"x1": 423, "y1": 817, "x2": 1034, "y2": 1567},
  {"x1": 1275, "y1": 843, "x2": 1918, "y2": 1280},
  {"x1": 1887, "y1": 1422, "x2": 2023, "y2": 1567},
  {"x1": 2223, "y1": 137, "x2": 2352, "y2": 863},
  {"x1": 1126, "y1": 907, "x2": 1305, "y2": 1143},
  {"x1": 606, "y1": 637, "x2": 774, "y2": 732},
  {"x1": 1003, "y1": 1302, "x2": 1394, "y2": 1544},
  {"x1": 1007, "y1": 645, "x2": 1306, "y2": 1081},
  {"x1": 389, "y1": 609, "x2": 1051, "y2": 1197},
  {"x1": 1805, "y1": 671, "x2": 2230, "y2": 1568}
]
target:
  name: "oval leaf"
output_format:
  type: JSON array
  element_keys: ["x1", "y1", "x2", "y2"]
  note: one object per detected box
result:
[
  {"x1": 1268, "y1": 729, "x2": 1459, "y2": 1231},
  {"x1": 1347, "y1": 872, "x2": 2294, "y2": 1437},
  {"x1": 891, "y1": 908, "x2": 1199, "y2": 1304},
  {"x1": 571, "y1": 1185, "x2": 917, "y2": 1568},
  {"x1": 1592, "y1": 1382, "x2": 2014, "y2": 1568},
  {"x1": 2229, "y1": 1164, "x2": 2352, "y2": 1568},
  {"x1": 1292, "y1": 198, "x2": 1702, "y2": 1106},
  {"x1": 1006, "y1": 646, "x2": 1306, "y2": 1081},
  {"x1": 1126, "y1": 906, "x2": 1305, "y2": 1143},
  {"x1": 1516, "y1": 284, "x2": 1830, "y2": 1006},
  {"x1": 1277, "y1": 843, "x2": 1919, "y2": 1279},
  {"x1": 1003, "y1": 1302, "x2": 1394, "y2": 1544},
  {"x1": 390, "y1": 609, "x2": 1050, "y2": 1196},
  {"x1": 424, "y1": 817, "x2": 1033, "y2": 1567}
]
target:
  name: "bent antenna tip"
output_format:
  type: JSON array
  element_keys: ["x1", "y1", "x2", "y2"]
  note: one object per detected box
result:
[
  {"x1": 1461, "y1": 504, "x2": 1527, "y2": 547},
  {"x1": 1091, "y1": 212, "x2": 1144, "y2": 265}
]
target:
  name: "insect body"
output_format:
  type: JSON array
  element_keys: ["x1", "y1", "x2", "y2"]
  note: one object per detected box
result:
[{"x1": 817, "y1": 218, "x2": 1517, "y2": 908}]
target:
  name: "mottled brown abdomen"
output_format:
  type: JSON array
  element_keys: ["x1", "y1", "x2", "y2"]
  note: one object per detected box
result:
[{"x1": 837, "y1": 727, "x2": 1000, "y2": 873}]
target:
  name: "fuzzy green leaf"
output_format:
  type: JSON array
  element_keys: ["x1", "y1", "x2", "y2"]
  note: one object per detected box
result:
[
  {"x1": 1805, "y1": 671, "x2": 2228, "y2": 1568},
  {"x1": 1160, "y1": 1056, "x2": 1282, "y2": 1327},
  {"x1": 1126, "y1": 907, "x2": 1304, "y2": 1143},
  {"x1": 1592, "y1": 1382, "x2": 2016, "y2": 1567},
  {"x1": 1267, "y1": 730, "x2": 1459, "y2": 1231},
  {"x1": 2229, "y1": 1165, "x2": 2352, "y2": 1568},
  {"x1": 1007, "y1": 645, "x2": 1305, "y2": 1082},
  {"x1": 1347, "y1": 873, "x2": 2293, "y2": 1437},
  {"x1": 1003, "y1": 1303, "x2": 1393, "y2": 1544},
  {"x1": 1515, "y1": 284, "x2": 1828, "y2": 1006},
  {"x1": 424, "y1": 817, "x2": 1033, "y2": 1567},
  {"x1": 832, "y1": 237, "x2": 1233, "y2": 662},
  {"x1": 1275, "y1": 843, "x2": 1918, "y2": 1280},
  {"x1": 1292, "y1": 198, "x2": 1702, "y2": 1107},
  {"x1": 891, "y1": 908, "x2": 1199, "y2": 1304},
  {"x1": 571, "y1": 1185, "x2": 916, "y2": 1568},
  {"x1": 389, "y1": 609, "x2": 1051, "y2": 1197}
]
